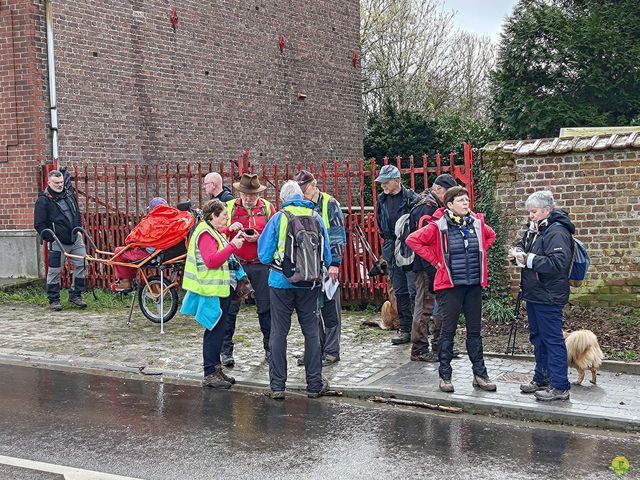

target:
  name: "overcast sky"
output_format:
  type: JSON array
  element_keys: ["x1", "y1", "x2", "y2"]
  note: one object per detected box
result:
[{"x1": 442, "y1": 0, "x2": 519, "y2": 41}]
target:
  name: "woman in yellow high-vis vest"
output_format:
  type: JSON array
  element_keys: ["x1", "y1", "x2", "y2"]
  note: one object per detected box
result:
[{"x1": 181, "y1": 199, "x2": 246, "y2": 389}]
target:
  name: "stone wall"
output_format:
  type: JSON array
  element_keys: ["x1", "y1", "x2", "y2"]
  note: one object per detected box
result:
[{"x1": 483, "y1": 137, "x2": 640, "y2": 307}]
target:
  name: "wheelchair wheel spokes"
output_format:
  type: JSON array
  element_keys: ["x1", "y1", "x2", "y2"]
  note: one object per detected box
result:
[{"x1": 138, "y1": 275, "x2": 179, "y2": 324}]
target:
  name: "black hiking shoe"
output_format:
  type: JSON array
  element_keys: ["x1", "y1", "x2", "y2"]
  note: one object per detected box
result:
[
  {"x1": 50, "y1": 301, "x2": 63, "y2": 312},
  {"x1": 263, "y1": 387, "x2": 285, "y2": 400},
  {"x1": 307, "y1": 378, "x2": 330, "y2": 398},
  {"x1": 220, "y1": 353, "x2": 235, "y2": 367},
  {"x1": 69, "y1": 296, "x2": 87, "y2": 309},
  {"x1": 520, "y1": 381, "x2": 549, "y2": 394},
  {"x1": 391, "y1": 331, "x2": 411, "y2": 345},
  {"x1": 535, "y1": 388, "x2": 570, "y2": 401}
]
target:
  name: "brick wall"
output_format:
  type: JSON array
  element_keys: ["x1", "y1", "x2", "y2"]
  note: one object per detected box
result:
[
  {"x1": 0, "y1": 0, "x2": 49, "y2": 230},
  {"x1": 483, "y1": 146, "x2": 640, "y2": 307},
  {"x1": 51, "y1": 1, "x2": 362, "y2": 167}
]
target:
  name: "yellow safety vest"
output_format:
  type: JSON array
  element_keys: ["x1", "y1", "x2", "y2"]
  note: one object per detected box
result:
[
  {"x1": 316, "y1": 192, "x2": 334, "y2": 230},
  {"x1": 226, "y1": 198, "x2": 273, "y2": 225},
  {"x1": 182, "y1": 221, "x2": 231, "y2": 297}
]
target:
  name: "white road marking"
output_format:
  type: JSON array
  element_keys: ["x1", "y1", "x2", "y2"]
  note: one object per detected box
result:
[{"x1": 0, "y1": 454, "x2": 143, "y2": 480}]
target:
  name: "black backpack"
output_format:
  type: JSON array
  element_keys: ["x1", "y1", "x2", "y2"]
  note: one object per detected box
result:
[{"x1": 280, "y1": 210, "x2": 324, "y2": 287}]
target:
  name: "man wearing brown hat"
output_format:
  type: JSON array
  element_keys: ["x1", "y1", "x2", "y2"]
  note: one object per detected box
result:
[
  {"x1": 294, "y1": 170, "x2": 346, "y2": 366},
  {"x1": 221, "y1": 173, "x2": 275, "y2": 367},
  {"x1": 407, "y1": 173, "x2": 457, "y2": 361}
]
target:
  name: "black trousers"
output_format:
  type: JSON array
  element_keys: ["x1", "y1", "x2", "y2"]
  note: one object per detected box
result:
[
  {"x1": 223, "y1": 263, "x2": 272, "y2": 355},
  {"x1": 436, "y1": 285, "x2": 488, "y2": 381},
  {"x1": 268, "y1": 287, "x2": 323, "y2": 393},
  {"x1": 202, "y1": 294, "x2": 232, "y2": 376}
]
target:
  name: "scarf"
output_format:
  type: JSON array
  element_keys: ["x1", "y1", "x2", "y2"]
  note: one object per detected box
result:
[{"x1": 446, "y1": 209, "x2": 474, "y2": 248}]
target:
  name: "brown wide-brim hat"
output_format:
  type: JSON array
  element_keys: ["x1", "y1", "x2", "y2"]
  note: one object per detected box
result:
[{"x1": 233, "y1": 173, "x2": 267, "y2": 193}]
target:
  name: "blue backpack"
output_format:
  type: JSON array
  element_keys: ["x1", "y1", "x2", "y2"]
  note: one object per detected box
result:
[
  {"x1": 541, "y1": 224, "x2": 590, "y2": 287},
  {"x1": 569, "y1": 238, "x2": 590, "y2": 287}
]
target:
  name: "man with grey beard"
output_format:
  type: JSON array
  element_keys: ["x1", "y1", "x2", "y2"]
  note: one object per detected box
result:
[{"x1": 34, "y1": 169, "x2": 87, "y2": 311}]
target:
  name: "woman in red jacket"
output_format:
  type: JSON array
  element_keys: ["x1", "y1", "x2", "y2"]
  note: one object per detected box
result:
[{"x1": 406, "y1": 186, "x2": 497, "y2": 393}]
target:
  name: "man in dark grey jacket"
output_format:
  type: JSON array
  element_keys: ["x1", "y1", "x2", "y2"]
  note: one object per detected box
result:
[
  {"x1": 374, "y1": 165, "x2": 418, "y2": 345},
  {"x1": 510, "y1": 190, "x2": 574, "y2": 402}
]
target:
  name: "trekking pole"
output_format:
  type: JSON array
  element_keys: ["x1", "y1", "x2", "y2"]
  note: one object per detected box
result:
[{"x1": 505, "y1": 290, "x2": 523, "y2": 355}]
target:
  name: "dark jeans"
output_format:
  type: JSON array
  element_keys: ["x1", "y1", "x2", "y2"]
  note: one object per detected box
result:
[
  {"x1": 202, "y1": 294, "x2": 232, "y2": 376},
  {"x1": 389, "y1": 265, "x2": 416, "y2": 333},
  {"x1": 436, "y1": 285, "x2": 488, "y2": 381},
  {"x1": 223, "y1": 263, "x2": 271, "y2": 355},
  {"x1": 527, "y1": 302, "x2": 570, "y2": 391},
  {"x1": 268, "y1": 287, "x2": 323, "y2": 393},
  {"x1": 319, "y1": 286, "x2": 341, "y2": 357}
]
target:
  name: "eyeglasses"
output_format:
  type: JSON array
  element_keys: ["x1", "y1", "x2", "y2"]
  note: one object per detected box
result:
[{"x1": 203, "y1": 182, "x2": 213, "y2": 186}]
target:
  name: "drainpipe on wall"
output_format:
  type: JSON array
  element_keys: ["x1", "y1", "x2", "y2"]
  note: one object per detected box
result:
[{"x1": 45, "y1": 0, "x2": 59, "y2": 168}]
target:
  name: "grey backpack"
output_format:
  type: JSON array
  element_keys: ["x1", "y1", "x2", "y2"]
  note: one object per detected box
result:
[{"x1": 280, "y1": 210, "x2": 324, "y2": 287}]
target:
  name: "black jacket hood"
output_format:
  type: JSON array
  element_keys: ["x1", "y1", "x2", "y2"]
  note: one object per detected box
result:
[{"x1": 544, "y1": 209, "x2": 575, "y2": 235}]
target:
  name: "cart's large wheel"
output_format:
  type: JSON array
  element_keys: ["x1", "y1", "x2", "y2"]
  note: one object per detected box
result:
[{"x1": 138, "y1": 275, "x2": 179, "y2": 324}]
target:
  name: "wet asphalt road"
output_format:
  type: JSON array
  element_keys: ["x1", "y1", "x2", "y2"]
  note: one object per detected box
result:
[{"x1": 0, "y1": 364, "x2": 637, "y2": 480}]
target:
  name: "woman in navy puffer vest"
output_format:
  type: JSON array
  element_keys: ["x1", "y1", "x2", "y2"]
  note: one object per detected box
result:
[{"x1": 406, "y1": 186, "x2": 496, "y2": 394}]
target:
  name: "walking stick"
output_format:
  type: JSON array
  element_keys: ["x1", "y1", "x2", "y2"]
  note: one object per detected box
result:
[{"x1": 505, "y1": 290, "x2": 523, "y2": 355}]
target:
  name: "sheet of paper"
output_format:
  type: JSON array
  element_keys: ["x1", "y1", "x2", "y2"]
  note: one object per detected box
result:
[{"x1": 324, "y1": 277, "x2": 339, "y2": 300}]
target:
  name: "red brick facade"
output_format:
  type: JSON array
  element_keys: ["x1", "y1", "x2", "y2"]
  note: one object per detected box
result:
[
  {"x1": 0, "y1": 1, "x2": 362, "y2": 276},
  {"x1": 52, "y1": 1, "x2": 362, "y2": 166},
  {"x1": 1, "y1": 1, "x2": 362, "y2": 223},
  {"x1": 0, "y1": 0, "x2": 48, "y2": 230}
]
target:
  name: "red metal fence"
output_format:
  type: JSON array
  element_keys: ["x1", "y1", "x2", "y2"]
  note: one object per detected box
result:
[{"x1": 49, "y1": 144, "x2": 475, "y2": 304}]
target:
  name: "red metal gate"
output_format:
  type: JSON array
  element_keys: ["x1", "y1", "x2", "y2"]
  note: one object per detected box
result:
[{"x1": 47, "y1": 144, "x2": 475, "y2": 304}]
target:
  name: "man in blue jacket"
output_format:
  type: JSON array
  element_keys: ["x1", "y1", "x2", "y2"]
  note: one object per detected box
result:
[{"x1": 258, "y1": 180, "x2": 332, "y2": 400}]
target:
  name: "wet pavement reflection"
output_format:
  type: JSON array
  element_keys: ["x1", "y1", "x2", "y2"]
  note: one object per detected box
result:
[{"x1": 0, "y1": 364, "x2": 637, "y2": 479}]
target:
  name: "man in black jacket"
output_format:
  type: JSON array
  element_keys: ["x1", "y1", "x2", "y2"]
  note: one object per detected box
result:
[
  {"x1": 510, "y1": 190, "x2": 574, "y2": 402},
  {"x1": 374, "y1": 165, "x2": 418, "y2": 345},
  {"x1": 408, "y1": 174, "x2": 457, "y2": 361},
  {"x1": 34, "y1": 169, "x2": 87, "y2": 311},
  {"x1": 203, "y1": 172, "x2": 234, "y2": 202}
]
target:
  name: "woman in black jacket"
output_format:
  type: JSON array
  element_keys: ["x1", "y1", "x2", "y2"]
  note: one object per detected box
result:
[{"x1": 509, "y1": 190, "x2": 574, "y2": 402}]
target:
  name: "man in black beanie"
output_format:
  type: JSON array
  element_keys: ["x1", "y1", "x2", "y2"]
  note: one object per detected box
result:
[{"x1": 407, "y1": 174, "x2": 457, "y2": 361}]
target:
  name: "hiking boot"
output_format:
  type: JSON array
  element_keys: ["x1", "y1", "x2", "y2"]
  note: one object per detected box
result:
[
  {"x1": 69, "y1": 296, "x2": 87, "y2": 309},
  {"x1": 391, "y1": 331, "x2": 411, "y2": 345},
  {"x1": 307, "y1": 377, "x2": 330, "y2": 398},
  {"x1": 439, "y1": 378, "x2": 454, "y2": 393},
  {"x1": 410, "y1": 352, "x2": 438, "y2": 362},
  {"x1": 220, "y1": 353, "x2": 235, "y2": 367},
  {"x1": 322, "y1": 354, "x2": 340, "y2": 366},
  {"x1": 218, "y1": 366, "x2": 235, "y2": 385},
  {"x1": 520, "y1": 381, "x2": 549, "y2": 394},
  {"x1": 263, "y1": 387, "x2": 285, "y2": 400},
  {"x1": 535, "y1": 388, "x2": 570, "y2": 402},
  {"x1": 50, "y1": 301, "x2": 63, "y2": 312},
  {"x1": 473, "y1": 375, "x2": 497, "y2": 392},
  {"x1": 202, "y1": 367, "x2": 232, "y2": 389}
]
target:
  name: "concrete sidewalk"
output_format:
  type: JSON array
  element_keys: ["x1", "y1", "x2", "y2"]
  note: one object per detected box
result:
[{"x1": 0, "y1": 302, "x2": 638, "y2": 431}]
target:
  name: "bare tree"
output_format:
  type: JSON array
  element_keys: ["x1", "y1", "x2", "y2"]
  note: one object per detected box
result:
[{"x1": 360, "y1": 0, "x2": 495, "y2": 120}]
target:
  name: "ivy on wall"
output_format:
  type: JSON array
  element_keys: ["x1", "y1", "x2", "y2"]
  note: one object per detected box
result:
[{"x1": 473, "y1": 156, "x2": 514, "y2": 321}]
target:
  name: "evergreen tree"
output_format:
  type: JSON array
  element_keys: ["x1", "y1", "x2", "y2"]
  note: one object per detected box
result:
[{"x1": 490, "y1": 0, "x2": 640, "y2": 139}]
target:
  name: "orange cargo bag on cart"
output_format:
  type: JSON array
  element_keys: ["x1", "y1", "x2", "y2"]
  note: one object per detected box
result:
[{"x1": 125, "y1": 205, "x2": 195, "y2": 250}]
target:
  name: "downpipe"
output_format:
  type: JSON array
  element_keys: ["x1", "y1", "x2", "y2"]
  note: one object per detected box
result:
[{"x1": 45, "y1": 0, "x2": 59, "y2": 166}]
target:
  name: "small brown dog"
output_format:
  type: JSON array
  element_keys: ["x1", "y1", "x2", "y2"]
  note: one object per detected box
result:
[
  {"x1": 564, "y1": 329, "x2": 604, "y2": 385},
  {"x1": 380, "y1": 283, "x2": 400, "y2": 330}
]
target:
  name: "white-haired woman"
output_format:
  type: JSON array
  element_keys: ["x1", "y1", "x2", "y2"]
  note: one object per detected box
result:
[
  {"x1": 509, "y1": 190, "x2": 575, "y2": 401},
  {"x1": 257, "y1": 180, "x2": 332, "y2": 399}
]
